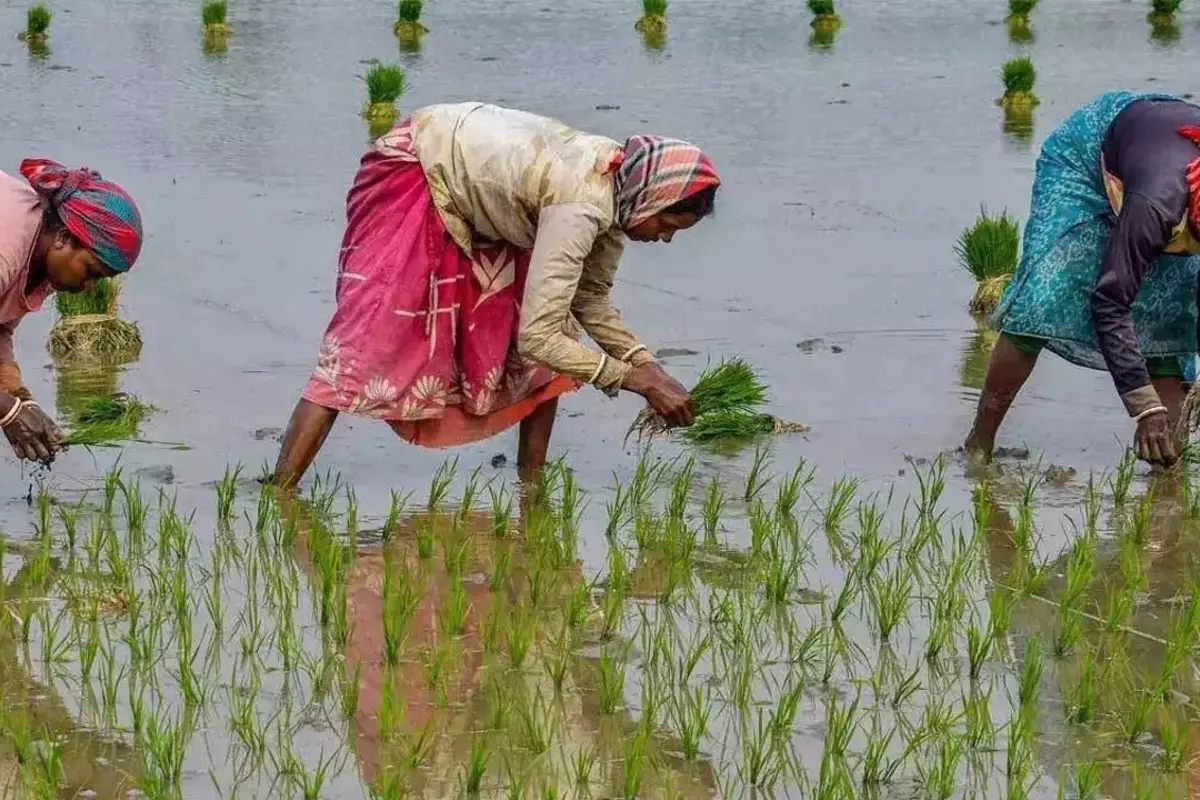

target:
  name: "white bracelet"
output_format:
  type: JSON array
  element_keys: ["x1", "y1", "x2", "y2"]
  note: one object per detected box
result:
[
  {"x1": 1134, "y1": 405, "x2": 1169, "y2": 423},
  {"x1": 622, "y1": 344, "x2": 648, "y2": 362},
  {"x1": 0, "y1": 399, "x2": 23, "y2": 429},
  {"x1": 588, "y1": 354, "x2": 608, "y2": 385}
]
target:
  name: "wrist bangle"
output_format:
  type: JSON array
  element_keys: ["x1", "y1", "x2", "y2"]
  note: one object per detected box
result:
[
  {"x1": 1134, "y1": 405, "x2": 1168, "y2": 423},
  {"x1": 0, "y1": 399, "x2": 23, "y2": 429},
  {"x1": 622, "y1": 344, "x2": 648, "y2": 362},
  {"x1": 588, "y1": 354, "x2": 608, "y2": 386}
]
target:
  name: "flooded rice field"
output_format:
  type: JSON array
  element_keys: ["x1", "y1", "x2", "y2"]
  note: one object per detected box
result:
[{"x1": 3, "y1": 0, "x2": 1200, "y2": 796}]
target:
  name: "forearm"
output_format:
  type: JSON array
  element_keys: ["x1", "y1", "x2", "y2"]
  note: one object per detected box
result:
[
  {"x1": 517, "y1": 325, "x2": 631, "y2": 391},
  {"x1": 570, "y1": 298, "x2": 657, "y2": 367},
  {"x1": 1092, "y1": 299, "x2": 1158, "y2": 414}
]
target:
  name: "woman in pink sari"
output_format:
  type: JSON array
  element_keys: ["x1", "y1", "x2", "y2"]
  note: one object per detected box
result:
[{"x1": 272, "y1": 102, "x2": 721, "y2": 488}]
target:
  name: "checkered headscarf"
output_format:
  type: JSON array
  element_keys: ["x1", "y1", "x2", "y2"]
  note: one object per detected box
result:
[{"x1": 612, "y1": 135, "x2": 720, "y2": 228}]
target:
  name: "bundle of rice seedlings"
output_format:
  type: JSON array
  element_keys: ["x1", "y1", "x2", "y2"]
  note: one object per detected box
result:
[
  {"x1": 627, "y1": 358, "x2": 807, "y2": 445},
  {"x1": 201, "y1": 1, "x2": 230, "y2": 36},
  {"x1": 48, "y1": 278, "x2": 142, "y2": 359},
  {"x1": 19, "y1": 5, "x2": 51, "y2": 44},
  {"x1": 61, "y1": 393, "x2": 152, "y2": 446},
  {"x1": 362, "y1": 62, "x2": 407, "y2": 122},
  {"x1": 394, "y1": 0, "x2": 429, "y2": 40},
  {"x1": 808, "y1": 0, "x2": 842, "y2": 32},
  {"x1": 998, "y1": 57, "x2": 1039, "y2": 113},
  {"x1": 1149, "y1": 0, "x2": 1182, "y2": 22},
  {"x1": 956, "y1": 208, "x2": 1020, "y2": 316},
  {"x1": 635, "y1": 0, "x2": 668, "y2": 36},
  {"x1": 1007, "y1": 0, "x2": 1037, "y2": 21}
]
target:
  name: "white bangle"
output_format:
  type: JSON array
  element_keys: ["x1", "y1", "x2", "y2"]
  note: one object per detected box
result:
[
  {"x1": 588, "y1": 354, "x2": 608, "y2": 385},
  {"x1": 622, "y1": 344, "x2": 648, "y2": 362},
  {"x1": 1134, "y1": 405, "x2": 1168, "y2": 423},
  {"x1": 0, "y1": 399, "x2": 23, "y2": 429}
]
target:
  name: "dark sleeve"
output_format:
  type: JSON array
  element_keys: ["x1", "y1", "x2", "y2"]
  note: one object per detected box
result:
[{"x1": 1091, "y1": 191, "x2": 1175, "y2": 415}]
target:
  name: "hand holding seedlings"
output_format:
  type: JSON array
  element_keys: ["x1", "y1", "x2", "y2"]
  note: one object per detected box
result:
[
  {"x1": 1, "y1": 394, "x2": 61, "y2": 463},
  {"x1": 623, "y1": 361, "x2": 694, "y2": 427},
  {"x1": 1135, "y1": 408, "x2": 1177, "y2": 466}
]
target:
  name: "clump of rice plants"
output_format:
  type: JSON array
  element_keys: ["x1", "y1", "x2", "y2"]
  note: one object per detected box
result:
[
  {"x1": 20, "y1": 4, "x2": 51, "y2": 44},
  {"x1": 635, "y1": 0, "x2": 668, "y2": 36},
  {"x1": 394, "y1": 0, "x2": 429, "y2": 40},
  {"x1": 60, "y1": 393, "x2": 153, "y2": 446},
  {"x1": 1006, "y1": 0, "x2": 1036, "y2": 40},
  {"x1": 808, "y1": 0, "x2": 842, "y2": 32},
  {"x1": 956, "y1": 208, "x2": 1021, "y2": 316},
  {"x1": 1149, "y1": 0, "x2": 1182, "y2": 23},
  {"x1": 201, "y1": 1, "x2": 230, "y2": 37},
  {"x1": 362, "y1": 62, "x2": 407, "y2": 123},
  {"x1": 48, "y1": 277, "x2": 142, "y2": 360},
  {"x1": 998, "y1": 57, "x2": 1040, "y2": 113},
  {"x1": 628, "y1": 358, "x2": 807, "y2": 444}
]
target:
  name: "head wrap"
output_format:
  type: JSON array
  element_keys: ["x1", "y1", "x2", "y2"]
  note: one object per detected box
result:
[
  {"x1": 18, "y1": 158, "x2": 143, "y2": 274},
  {"x1": 611, "y1": 135, "x2": 721, "y2": 229},
  {"x1": 1179, "y1": 126, "x2": 1200, "y2": 230}
]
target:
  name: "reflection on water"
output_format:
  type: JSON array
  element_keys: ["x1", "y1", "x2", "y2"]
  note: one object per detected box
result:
[{"x1": 959, "y1": 323, "x2": 998, "y2": 392}]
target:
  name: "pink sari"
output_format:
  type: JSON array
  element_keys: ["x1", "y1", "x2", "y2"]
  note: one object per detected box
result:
[{"x1": 302, "y1": 121, "x2": 577, "y2": 447}]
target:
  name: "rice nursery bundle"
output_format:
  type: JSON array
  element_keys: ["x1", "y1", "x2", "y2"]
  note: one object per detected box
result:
[
  {"x1": 394, "y1": 0, "x2": 429, "y2": 38},
  {"x1": 48, "y1": 278, "x2": 142, "y2": 359},
  {"x1": 807, "y1": 0, "x2": 842, "y2": 29},
  {"x1": 998, "y1": 57, "x2": 1039, "y2": 111},
  {"x1": 201, "y1": 0, "x2": 230, "y2": 35},
  {"x1": 21, "y1": 4, "x2": 51, "y2": 41},
  {"x1": 1150, "y1": 0, "x2": 1183, "y2": 19},
  {"x1": 628, "y1": 357, "x2": 807, "y2": 444},
  {"x1": 362, "y1": 62, "x2": 407, "y2": 121},
  {"x1": 956, "y1": 208, "x2": 1020, "y2": 315},
  {"x1": 635, "y1": 0, "x2": 668, "y2": 34},
  {"x1": 60, "y1": 393, "x2": 152, "y2": 446},
  {"x1": 1007, "y1": 0, "x2": 1037, "y2": 18}
]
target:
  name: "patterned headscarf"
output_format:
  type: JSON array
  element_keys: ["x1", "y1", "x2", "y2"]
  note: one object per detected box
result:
[
  {"x1": 19, "y1": 158, "x2": 143, "y2": 274},
  {"x1": 1178, "y1": 126, "x2": 1200, "y2": 229},
  {"x1": 612, "y1": 135, "x2": 721, "y2": 228}
]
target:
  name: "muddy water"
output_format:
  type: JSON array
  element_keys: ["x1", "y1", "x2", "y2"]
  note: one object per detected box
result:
[{"x1": 1, "y1": 0, "x2": 1200, "y2": 796}]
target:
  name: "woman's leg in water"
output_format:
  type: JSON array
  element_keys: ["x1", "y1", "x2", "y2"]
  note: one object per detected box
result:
[
  {"x1": 272, "y1": 398, "x2": 339, "y2": 491},
  {"x1": 517, "y1": 397, "x2": 558, "y2": 482},
  {"x1": 965, "y1": 333, "x2": 1040, "y2": 460}
]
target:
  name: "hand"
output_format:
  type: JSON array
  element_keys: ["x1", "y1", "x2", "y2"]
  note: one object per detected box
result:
[
  {"x1": 4, "y1": 400, "x2": 62, "y2": 464},
  {"x1": 623, "y1": 362, "x2": 694, "y2": 427},
  {"x1": 1135, "y1": 410, "x2": 1178, "y2": 467}
]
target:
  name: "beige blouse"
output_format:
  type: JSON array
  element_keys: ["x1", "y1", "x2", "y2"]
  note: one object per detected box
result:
[{"x1": 406, "y1": 102, "x2": 655, "y2": 392}]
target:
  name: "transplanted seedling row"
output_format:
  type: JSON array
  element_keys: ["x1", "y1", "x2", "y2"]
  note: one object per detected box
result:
[{"x1": 2, "y1": 449, "x2": 1200, "y2": 797}]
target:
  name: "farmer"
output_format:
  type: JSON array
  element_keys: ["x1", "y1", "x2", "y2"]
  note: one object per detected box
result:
[
  {"x1": 0, "y1": 159, "x2": 142, "y2": 463},
  {"x1": 272, "y1": 102, "x2": 721, "y2": 489},
  {"x1": 966, "y1": 91, "x2": 1200, "y2": 467}
]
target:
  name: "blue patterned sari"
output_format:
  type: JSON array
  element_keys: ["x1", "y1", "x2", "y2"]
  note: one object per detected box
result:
[{"x1": 992, "y1": 90, "x2": 1200, "y2": 380}]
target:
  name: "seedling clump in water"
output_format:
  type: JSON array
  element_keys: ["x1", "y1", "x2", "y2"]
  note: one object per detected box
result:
[
  {"x1": 998, "y1": 56, "x2": 1040, "y2": 113},
  {"x1": 956, "y1": 207, "x2": 1020, "y2": 316},
  {"x1": 61, "y1": 393, "x2": 153, "y2": 446},
  {"x1": 808, "y1": 0, "x2": 842, "y2": 32},
  {"x1": 21, "y1": 4, "x2": 51, "y2": 45},
  {"x1": 49, "y1": 277, "x2": 142, "y2": 358},
  {"x1": 394, "y1": 0, "x2": 429, "y2": 41},
  {"x1": 362, "y1": 62, "x2": 407, "y2": 123},
  {"x1": 635, "y1": 0, "x2": 668, "y2": 37}
]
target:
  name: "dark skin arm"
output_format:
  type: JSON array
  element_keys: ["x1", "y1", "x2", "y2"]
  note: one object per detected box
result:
[
  {"x1": 623, "y1": 361, "x2": 694, "y2": 427},
  {"x1": 0, "y1": 393, "x2": 62, "y2": 463}
]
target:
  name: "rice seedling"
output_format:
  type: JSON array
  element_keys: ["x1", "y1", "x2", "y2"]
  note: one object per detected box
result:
[
  {"x1": 61, "y1": 393, "x2": 152, "y2": 446},
  {"x1": 744, "y1": 442, "x2": 773, "y2": 502},
  {"x1": 634, "y1": 0, "x2": 668, "y2": 37},
  {"x1": 568, "y1": 744, "x2": 598, "y2": 787},
  {"x1": 1018, "y1": 635, "x2": 1042, "y2": 709},
  {"x1": 598, "y1": 644, "x2": 628, "y2": 713},
  {"x1": 1158, "y1": 708, "x2": 1189, "y2": 771},
  {"x1": 997, "y1": 56, "x2": 1039, "y2": 119},
  {"x1": 394, "y1": 0, "x2": 429, "y2": 40},
  {"x1": 1110, "y1": 448, "x2": 1138, "y2": 505},
  {"x1": 517, "y1": 689, "x2": 558, "y2": 755},
  {"x1": 201, "y1": 0, "x2": 228, "y2": 30},
  {"x1": 1149, "y1": 0, "x2": 1183, "y2": 22},
  {"x1": 808, "y1": 0, "x2": 842, "y2": 32},
  {"x1": 956, "y1": 208, "x2": 1020, "y2": 316},
  {"x1": 49, "y1": 278, "x2": 142, "y2": 357},
  {"x1": 507, "y1": 604, "x2": 536, "y2": 669},
  {"x1": 362, "y1": 62, "x2": 407, "y2": 123},
  {"x1": 916, "y1": 735, "x2": 965, "y2": 800},
  {"x1": 1065, "y1": 647, "x2": 1097, "y2": 724},
  {"x1": 824, "y1": 476, "x2": 860, "y2": 535},
  {"x1": 460, "y1": 738, "x2": 489, "y2": 797},
  {"x1": 21, "y1": 4, "x2": 51, "y2": 43},
  {"x1": 869, "y1": 564, "x2": 913, "y2": 641}
]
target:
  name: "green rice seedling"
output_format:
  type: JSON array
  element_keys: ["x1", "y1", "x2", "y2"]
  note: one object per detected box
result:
[
  {"x1": 1150, "y1": 0, "x2": 1183, "y2": 20},
  {"x1": 216, "y1": 464, "x2": 243, "y2": 526},
  {"x1": 739, "y1": 707, "x2": 786, "y2": 791},
  {"x1": 1110, "y1": 448, "x2": 1137, "y2": 505},
  {"x1": 569, "y1": 744, "x2": 598, "y2": 786},
  {"x1": 61, "y1": 393, "x2": 152, "y2": 446},
  {"x1": 341, "y1": 659, "x2": 362, "y2": 718},
  {"x1": 998, "y1": 57, "x2": 1039, "y2": 115},
  {"x1": 1159, "y1": 708, "x2": 1189, "y2": 771},
  {"x1": 362, "y1": 62, "x2": 406, "y2": 122},
  {"x1": 671, "y1": 684, "x2": 711, "y2": 760},
  {"x1": 442, "y1": 530, "x2": 470, "y2": 579},
  {"x1": 1018, "y1": 636, "x2": 1043, "y2": 709},
  {"x1": 824, "y1": 476, "x2": 860, "y2": 536},
  {"x1": 701, "y1": 476, "x2": 726, "y2": 545},
  {"x1": 869, "y1": 564, "x2": 913, "y2": 641},
  {"x1": 517, "y1": 689, "x2": 558, "y2": 755},
  {"x1": 395, "y1": 0, "x2": 429, "y2": 39},
  {"x1": 460, "y1": 738, "x2": 489, "y2": 797},
  {"x1": 916, "y1": 735, "x2": 965, "y2": 800},
  {"x1": 1054, "y1": 608, "x2": 1083, "y2": 658},
  {"x1": 963, "y1": 682, "x2": 997, "y2": 750},
  {"x1": 1009, "y1": 0, "x2": 1038, "y2": 16},
  {"x1": 201, "y1": 0, "x2": 227, "y2": 28},
  {"x1": 808, "y1": 0, "x2": 842, "y2": 33},
  {"x1": 1066, "y1": 647, "x2": 1097, "y2": 724},
  {"x1": 634, "y1": 0, "x2": 668, "y2": 37},
  {"x1": 489, "y1": 484, "x2": 513, "y2": 537},
  {"x1": 382, "y1": 489, "x2": 409, "y2": 542},
  {"x1": 598, "y1": 644, "x2": 628, "y2": 713},
  {"x1": 957, "y1": 208, "x2": 1020, "y2": 315},
  {"x1": 489, "y1": 543, "x2": 512, "y2": 594},
  {"x1": 23, "y1": 4, "x2": 51, "y2": 42},
  {"x1": 427, "y1": 457, "x2": 457, "y2": 512},
  {"x1": 860, "y1": 717, "x2": 902, "y2": 788},
  {"x1": 966, "y1": 622, "x2": 992, "y2": 680},
  {"x1": 744, "y1": 442, "x2": 773, "y2": 502},
  {"x1": 507, "y1": 604, "x2": 536, "y2": 669},
  {"x1": 621, "y1": 725, "x2": 651, "y2": 799},
  {"x1": 1119, "y1": 687, "x2": 1158, "y2": 743},
  {"x1": 1068, "y1": 761, "x2": 1101, "y2": 800}
]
